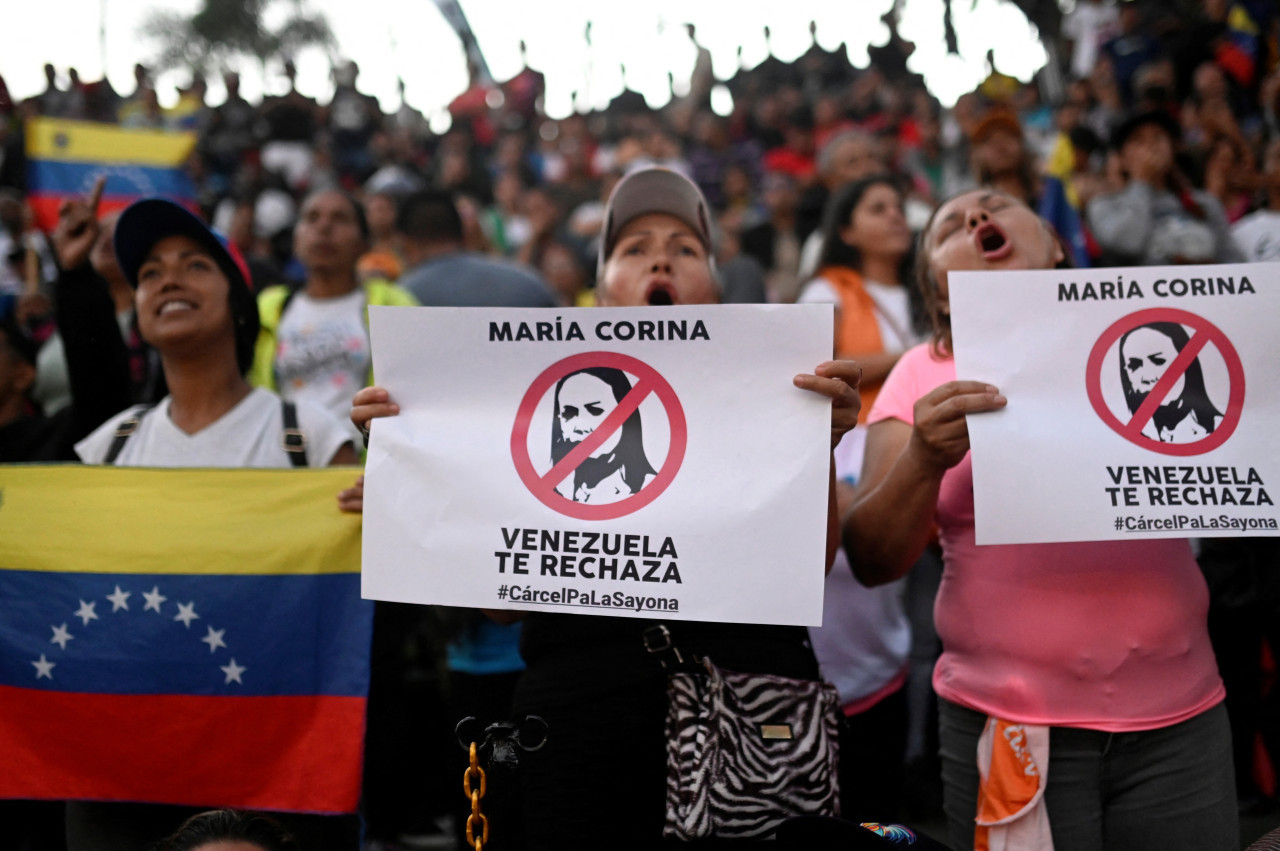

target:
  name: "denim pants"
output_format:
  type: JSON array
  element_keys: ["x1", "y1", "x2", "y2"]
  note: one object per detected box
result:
[{"x1": 938, "y1": 699, "x2": 1237, "y2": 851}]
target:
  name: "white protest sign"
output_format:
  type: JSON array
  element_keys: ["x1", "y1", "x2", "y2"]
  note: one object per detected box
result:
[
  {"x1": 361, "y1": 305, "x2": 834, "y2": 626},
  {"x1": 950, "y1": 263, "x2": 1279, "y2": 544}
]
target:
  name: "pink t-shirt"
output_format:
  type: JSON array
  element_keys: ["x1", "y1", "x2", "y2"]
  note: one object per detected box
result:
[{"x1": 868, "y1": 344, "x2": 1223, "y2": 731}]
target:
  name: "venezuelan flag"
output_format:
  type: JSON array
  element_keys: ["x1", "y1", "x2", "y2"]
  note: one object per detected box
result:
[
  {"x1": 1210, "y1": 3, "x2": 1262, "y2": 87},
  {"x1": 25, "y1": 118, "x2": 198, "y2": 232},
  {"x1": 0, "y1": 466, "x2": 372, "y2": 814}
]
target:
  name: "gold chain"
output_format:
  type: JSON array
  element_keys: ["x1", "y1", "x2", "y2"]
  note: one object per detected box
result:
[{"x1": 463, "y1": 741, "x2": 489, "y2": 851}]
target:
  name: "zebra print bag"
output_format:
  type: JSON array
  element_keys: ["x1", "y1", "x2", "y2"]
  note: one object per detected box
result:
[{"x1": 662, "y1": 656, "x2": 841, "y2": 840}]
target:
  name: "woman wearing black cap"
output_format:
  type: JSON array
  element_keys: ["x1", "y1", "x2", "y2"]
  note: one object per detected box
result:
[
  {"x1": 351, "y1": 168, "x2": 862, "y2": 845},
  {"x1": 75, "y1": 198, "x2": 357, "y2": 468},
  {"x1": 1086, "y1": 110, "x2": 1242, "y2": 266}
]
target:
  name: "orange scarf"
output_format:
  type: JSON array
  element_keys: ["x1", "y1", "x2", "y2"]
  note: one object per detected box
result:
[{"x1": 819, "y1": 265, "x2": 885, "y2": 423}]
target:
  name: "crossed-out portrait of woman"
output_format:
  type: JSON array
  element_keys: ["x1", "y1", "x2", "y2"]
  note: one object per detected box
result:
[
  {"x1": 551, "y1": 367, "x2": 656, "y2": 504},
  {"x1": 1119, "y1": 321, "x2": 1224, "y2": 443}
]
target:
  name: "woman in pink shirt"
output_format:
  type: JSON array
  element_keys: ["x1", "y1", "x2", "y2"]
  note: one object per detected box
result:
[{"x1": 844, "y1": 189, "x2": 1235, "y2": 851}]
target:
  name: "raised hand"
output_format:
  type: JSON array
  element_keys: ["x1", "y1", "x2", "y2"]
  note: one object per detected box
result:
[{"x1": 51, "y1": 175, "x2": 106, "y2": 271}]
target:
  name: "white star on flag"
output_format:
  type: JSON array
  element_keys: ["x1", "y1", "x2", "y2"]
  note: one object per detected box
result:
[
  {"x1": 143, "y1": 586, "x2": 167, "y2": 613},
  {"x1": 49, "y1": 623, "x2": 74, "y2": 650},
  {"x1": 174, "y1": 602, "x2": 200, "y2": 628},
  {"x1": 220, "y1": 658, "x2": 246, "y2": 684},
  {"x1": 32, "y1": 654, "x2": 55, "y2": 680},
  {"x1": 201, "y1": 627, "x2": 227, "y2": 653},
  {"x1": 106, "y1": 586, "x2": 131, "y2": 612},
  {"x1": 74, "y1": 599, "x2": 98, "y2": 626}
]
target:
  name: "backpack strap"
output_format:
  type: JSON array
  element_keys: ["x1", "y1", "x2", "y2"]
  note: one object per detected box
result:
[
  {"x1": 103, "y1": 404, "x2": 156, "y2": 465},
  {"x1": 281, "y1": 400, "x2": 308, "y2": 467}
]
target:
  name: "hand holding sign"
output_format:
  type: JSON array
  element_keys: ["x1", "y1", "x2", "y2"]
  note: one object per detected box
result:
[
  {"x1": 51, "y1": 175, "x2": 105, "y2": 271},
  {"x1": 350, "y1": 385, "x2": 399, "y2": 445},
  {"x1": 792, "y1": 359, "x2": 863, "y2": 449},
  {"x1": 909, "y1": 381, "x2": 1007, "y2": 473}
]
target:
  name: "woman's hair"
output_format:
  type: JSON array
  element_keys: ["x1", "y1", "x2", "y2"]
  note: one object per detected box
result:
[
  {"x1": 815, "y1": 174, "x2": 910, "y2": 274},
  {"x1": 913, "y1": 194, "x2": 963, "y2": 356},
  {"x1": 155, "y1": 809, "x2": 297, "y2": 851},
  {"x1": 1119, "y1": 321, "x2": 1223, "y2": 437},
  {"x1": 912, "y1": 189, "x2": 1070, "y2": 356},
  {"x1": 552, "y1": 367, "x2": 655, "y2": 496}
]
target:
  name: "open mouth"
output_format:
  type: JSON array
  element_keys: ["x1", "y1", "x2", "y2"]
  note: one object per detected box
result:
[
  {"x1": 975, "y1": 223, "x2": 1011, "y2": 259},
  {"x1": 646, "y1": 283, "x2": 677, "y2": 306}
]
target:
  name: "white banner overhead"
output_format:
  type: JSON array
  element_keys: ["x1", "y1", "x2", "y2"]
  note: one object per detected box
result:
[
  {"x1": 950, "y1": 263, "x2": 1279, "y2": 545},
  {"x1": 360, "y1": 305, "x2": 834, "y2": 626}
]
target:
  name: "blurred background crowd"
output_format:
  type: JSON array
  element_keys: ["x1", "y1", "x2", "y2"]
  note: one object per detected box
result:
[{"x1": 3, "y1": 0, "x2": 1280, "y2": 848}]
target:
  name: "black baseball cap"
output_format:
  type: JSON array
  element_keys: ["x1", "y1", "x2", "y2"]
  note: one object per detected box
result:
[{"x1": 113, "y1": 198, "x2": 252, "y2": 293}]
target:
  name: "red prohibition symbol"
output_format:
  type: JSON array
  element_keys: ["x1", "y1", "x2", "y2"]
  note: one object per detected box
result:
[
  {"x1": 510, "y1": 352, "x2": 687, "y2": 520},
  {"x1": 1085, "y1": 307, "x2": 1245, "y2": 457}
]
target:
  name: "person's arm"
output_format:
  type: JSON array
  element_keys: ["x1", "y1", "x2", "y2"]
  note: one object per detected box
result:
[
  {"x1": 56, "y1": 265, "x2": 132, "y2": 443},
  {"x1": 51, "y1": 178, "x2": 132, "y2": 450},
  {"x1": 839, "y1": 350, "x2": 901, "y2": 388},
  {"x1": 844, "y1": 380, "x2": 1005, "y2": 586}
]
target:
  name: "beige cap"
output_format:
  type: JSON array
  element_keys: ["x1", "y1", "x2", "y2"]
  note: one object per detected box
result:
[{"x1": 598, "y1": 168, "x2": 712, "y2": 272}]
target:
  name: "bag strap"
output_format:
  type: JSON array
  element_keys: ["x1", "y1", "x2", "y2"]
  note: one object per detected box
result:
[
  {"x1": 281, "y1": 400, "x2": 308, "y2": 467},
  {"x1": 642, "y1": 623, "x2": 712, "y2": 675},
  {"x1": 642, "y1": 624, "x2": 686, "y2": 669},
  {"x1": 104, "y1": 404, "x2": 156, "y2": 465}
]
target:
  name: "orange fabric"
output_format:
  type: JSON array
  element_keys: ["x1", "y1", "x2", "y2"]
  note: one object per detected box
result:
[
  {"x1": 819, "y1": 265, "x2": 884, "y2": 423},
  {"x1": 975, "y1": 720, "x2": 1047, "y2": 851}
]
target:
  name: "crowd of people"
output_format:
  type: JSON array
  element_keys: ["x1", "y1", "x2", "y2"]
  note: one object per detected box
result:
[{"x1": 3, "y1": 0, "x2": 1280, "y2": 848}]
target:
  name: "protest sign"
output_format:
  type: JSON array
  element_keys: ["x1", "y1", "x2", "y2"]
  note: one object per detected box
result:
[
  {"x1": 361, "y1": 305, "x2": 833, "y2": 626},
  {"x1": 950, "y1": 263, "x2": 1279, "y2": 544}
]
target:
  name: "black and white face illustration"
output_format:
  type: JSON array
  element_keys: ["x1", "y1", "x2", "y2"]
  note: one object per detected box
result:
[
  {"x1": 556, "y1": 372, "x2": 623, "y2": 457},
  {"x1": 1121, "y1": 325, "x2": 1186, "y2": 405},
  {"x1": 549, "y1": 366, "x2": 657, "y2": 504},
  {"x1": 1116, "y1": 321, "x2": 1224, "y2": 444}
]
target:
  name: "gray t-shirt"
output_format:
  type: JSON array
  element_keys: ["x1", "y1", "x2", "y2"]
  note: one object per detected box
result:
[{"x1": 399, "y1": 252, "x2": 557, "y2": 307}]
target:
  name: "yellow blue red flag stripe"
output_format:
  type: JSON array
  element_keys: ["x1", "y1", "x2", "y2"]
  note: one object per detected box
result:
[
  {"x1": 25, "y1": 118, "x2": 197, "y2": 232},
  {"x1": 0, "y1": 466, "x2": 371, "y2": 813}
]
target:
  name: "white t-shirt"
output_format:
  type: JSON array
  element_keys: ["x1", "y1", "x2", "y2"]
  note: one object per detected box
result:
[
  {"x1": 75, "y1": 387, "x2": 351, "y2": 468},
  {"x1": 797, "y1": 276, "x2": 919, "y2": 355},
  {"x1": 808, "y1": 430, "x2": 911, "y2": 707},
  {"x1": 798, "y1": 275, "x2": 923, "y2": 485},
  {"x1": 1231, "y1": 210, "x2": 1280, "y2": 262},
  {"x1": 273, "y1": 289, "x2": 370, "y2": 443}
]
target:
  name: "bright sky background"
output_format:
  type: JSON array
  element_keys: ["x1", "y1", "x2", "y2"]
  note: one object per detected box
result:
[{"x1": 1, "y1": 0, "x2": 1048, "y2": 125}]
